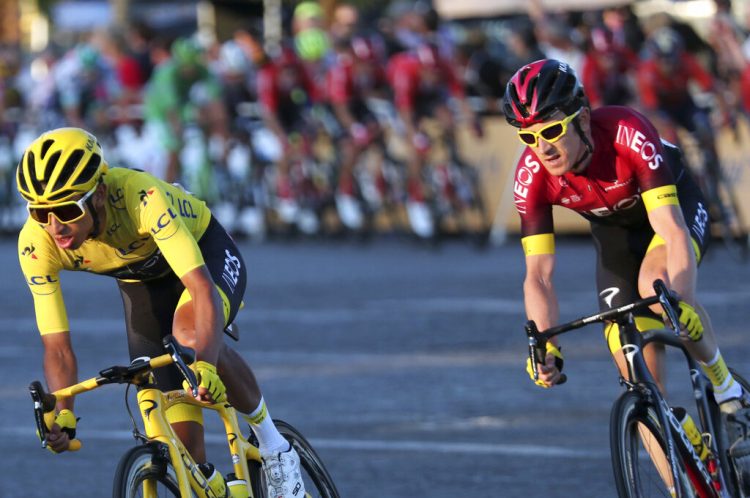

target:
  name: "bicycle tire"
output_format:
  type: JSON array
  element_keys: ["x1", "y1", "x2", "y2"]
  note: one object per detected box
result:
[
  {"x1": 252, "y1": 419, "x2": 340, "y2": 498},
  {"x1": 710, "y1": 368, "x2": 750, "y2": 497},
  {"x1": 113, "y1": 443, "x2": 182, "y2": 498},
  {"x1": 611, "y1": 390, "x2": 695, "y2": 498}
]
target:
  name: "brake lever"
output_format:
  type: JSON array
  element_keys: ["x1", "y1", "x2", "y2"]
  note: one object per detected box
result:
[
  {"x1": 654, "y1": 279, "x2": 680, "y2": 335},
  {"x1": 163, "y1": 335, "x2": 198, "y2": 397},
  {"x1": 29, "y1": 381, "x2": 53, "y2": 448},
  {"x1": 525, "y1": 321, "x2": 544, "y2": 381}
]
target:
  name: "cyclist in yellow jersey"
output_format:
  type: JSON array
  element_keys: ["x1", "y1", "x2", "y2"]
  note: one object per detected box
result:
[{"x1": 17, "y1": 127, "x2": 304, "y2": 498}]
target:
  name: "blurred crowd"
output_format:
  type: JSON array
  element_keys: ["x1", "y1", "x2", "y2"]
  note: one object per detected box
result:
[{"x1": 0, "y1": 0, "x2": 748, "y2": 240}]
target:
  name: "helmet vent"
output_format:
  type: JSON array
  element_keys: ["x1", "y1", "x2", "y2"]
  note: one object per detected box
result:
[
  {"x1": 49, "y1": 150, "x2": 74, "y2": 192},
  {"x1": 26, "y1": 151, "x2": 46, "y2": 196},
  {"x1": 75, "y1": 153, "x2": 101, "y2": 186},
  {"x1": 40, "y1": 139, "x2": 54, "y2": 160},
  {"x1": 43, "y1": 151, "x2": 61, "y2": 184}
]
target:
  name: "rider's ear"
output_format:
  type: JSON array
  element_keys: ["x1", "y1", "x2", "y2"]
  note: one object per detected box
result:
[{"x1": 93, "y1": 182, "x2": 107, "y2": 207}]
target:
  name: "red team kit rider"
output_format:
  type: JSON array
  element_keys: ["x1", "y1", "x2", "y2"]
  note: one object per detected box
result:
[{"x1": 503, "y1": 59, "x2": 748, "y2": 415}]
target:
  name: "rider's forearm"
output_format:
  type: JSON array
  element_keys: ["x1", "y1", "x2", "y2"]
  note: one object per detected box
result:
[
  {"x1": 192, "y1": 289, "x2": 225, "y2": 366},
  {"x1": 523, "y1": 275, "x2": 560, "y2": 333},
  {"x1": 43, "y1": 339, "x2": 78, "y2": 411},
  {"x1": 665, "y1": 231, "x2": 698, "y2": 305}
]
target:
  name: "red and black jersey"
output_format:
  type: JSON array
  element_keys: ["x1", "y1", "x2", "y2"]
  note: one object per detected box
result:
[{"x1": 514, "y1": 106, "x2": 684, "y2": 240}]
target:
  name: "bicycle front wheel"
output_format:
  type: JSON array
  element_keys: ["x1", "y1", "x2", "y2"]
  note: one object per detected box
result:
[
  {"x1": 610, "y1": 391, "x2": 695, "y2": 498},
  {"x1": 113, "y1": 443, "x2": 182, "y2": 498},
  {"x1": 252, "y1": 420, "x2": 339, "y2": 498}
]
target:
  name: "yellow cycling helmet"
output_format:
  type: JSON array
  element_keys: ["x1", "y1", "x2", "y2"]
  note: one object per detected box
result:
[{"x1": 16, "y1": 127, "x2": 108, "y2": 204}]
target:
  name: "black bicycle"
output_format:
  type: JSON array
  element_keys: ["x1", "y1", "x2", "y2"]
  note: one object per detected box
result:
[{"x1": 525, "y1": 280, "x2": 750, "y2": 497}]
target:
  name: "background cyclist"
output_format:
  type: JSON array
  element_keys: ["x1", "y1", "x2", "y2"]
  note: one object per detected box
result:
[{"x1": 16, "y1": 127, "x2": 303, "y2": 498}]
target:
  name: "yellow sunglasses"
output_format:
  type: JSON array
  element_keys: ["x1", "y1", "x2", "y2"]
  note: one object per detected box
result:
[
  {"x1": 27, "y1": 185, "x2": 97, "y2": 225},
  {"x1": 517, "y1": 109, "x2": 581, "y2": 147}
]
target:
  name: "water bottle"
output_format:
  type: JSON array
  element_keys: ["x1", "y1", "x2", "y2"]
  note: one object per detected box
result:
[
  {"x1": 673, "y1": 407, "x2": 710, "y2": 462},
  {"x1": 225, "y1": 472, "x2": 251, "y2": 498}
]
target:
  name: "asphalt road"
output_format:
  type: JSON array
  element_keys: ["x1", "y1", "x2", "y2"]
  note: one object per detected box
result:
[{"x1": 1, "y1": 236, "x2": 749, "y2": 498}]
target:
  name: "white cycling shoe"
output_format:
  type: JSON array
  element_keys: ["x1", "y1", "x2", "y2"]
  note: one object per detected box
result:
[
  {"x1": 336, "y1": 193, "x2": 364, "y2": 230},
  {"x1": 262, "y1": 445, "x2": 305, "y2": 498},
  {"x1": 406, "y1": 200, "x2": 434, "y2": 239}
]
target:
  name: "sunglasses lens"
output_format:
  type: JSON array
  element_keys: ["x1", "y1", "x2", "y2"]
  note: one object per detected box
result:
[
  {"x1": 29, "y1": 207, "x2": 53, "y2": 224},
  {"x1": 30, "y1": 204, "x2": 85, "y2": 224},
  {"x1": 540, "y1": 123, "x2": 564, "y2": 141},
  {"x1": 518, "y1": 132, "x2": 537, "y2": 145}
]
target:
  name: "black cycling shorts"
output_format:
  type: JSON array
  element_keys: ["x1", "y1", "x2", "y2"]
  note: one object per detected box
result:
[
  {"x1": 592, "y1": 146, "x2": 710, "y2": 318},
  {"x1": 117, "y1": 216, "x2": 247, "y2": 390}
]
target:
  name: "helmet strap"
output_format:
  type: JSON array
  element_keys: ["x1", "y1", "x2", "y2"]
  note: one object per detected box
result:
[
  {"x1": 85, "y1": 197, "x2": 101, "y2": 239},
  {"x1": 570, "y1": 117, "x2": 593, "y2": 174}
]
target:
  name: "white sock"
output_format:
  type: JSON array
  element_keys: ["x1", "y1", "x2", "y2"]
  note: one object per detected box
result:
[{"x1": 247, "y1": 397, "x2": 289, "y2": 456}]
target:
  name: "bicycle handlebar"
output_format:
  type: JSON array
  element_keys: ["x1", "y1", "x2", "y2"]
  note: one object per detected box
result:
[
  {"x1": 29, "y1": 335, "x2": 197, "y2": 452},
  {"x1": 525, "y1": 279, "x2": 680, "y2": 385}
]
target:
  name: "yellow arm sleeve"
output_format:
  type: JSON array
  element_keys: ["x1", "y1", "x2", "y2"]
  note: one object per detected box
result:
[
  {"x1": 137, "y1": 185, "x2": 206, "y2": 278},
  {"x1": 642, "y1": 185, "x2": 679, "y2": 212},
  {"x1": 18, "y1": 226, "x2": 69, "y2": 334},
  {"x1": 521, "y1": 233, "x2": 555, "y2": 256}
]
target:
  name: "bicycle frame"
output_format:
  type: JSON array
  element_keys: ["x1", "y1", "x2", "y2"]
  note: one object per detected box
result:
[
  {"x1": 30, "y1": 339, "x2": 265, "y2": 498},
  {"x1": 616, "y1": 315, "x2": 722, "y2": 498},
  {"x1": 525, "y1": 280, "x2": 729, "y2": 498},
  {"x1": 136, "y1": 386, "x2": 262, "y2": 498}
]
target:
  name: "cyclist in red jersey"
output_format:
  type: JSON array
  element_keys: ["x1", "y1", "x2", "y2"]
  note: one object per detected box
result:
[
  {"x1": 636, "y1": 28, "x2": 729, "y2": 181},
  {"x1": 387, "y1": 43, "x2": 481, "y2": 235},
  {"x1": 326, "y1": 35, "x2": 389, "y2": 229},
  {"x1": 581, "y1": 26, "x2": 638, "y2": 108},
  {"x1": 504, "y1": 59, "x2": 748, "y2": 415},
  {"x1": 256, "y1": 46, "x2": 320, "y2": 220}
]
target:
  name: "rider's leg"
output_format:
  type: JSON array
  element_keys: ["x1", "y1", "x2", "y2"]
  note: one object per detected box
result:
[{"x1": 639, "y1": 239, "x2": 742, "y2": 404}]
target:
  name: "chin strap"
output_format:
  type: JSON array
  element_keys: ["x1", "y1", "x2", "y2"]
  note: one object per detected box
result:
[
  {"x1": 86, "y1": 197, "x2": 101, "y2": 239},
  {"x1": 570, "y1": 117, "x2": 593, "y2": 174}
]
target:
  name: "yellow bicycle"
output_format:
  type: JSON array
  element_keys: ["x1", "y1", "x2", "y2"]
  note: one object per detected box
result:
[{"x1": 29, "y1": 335, "x2": 339, "y2": 498}]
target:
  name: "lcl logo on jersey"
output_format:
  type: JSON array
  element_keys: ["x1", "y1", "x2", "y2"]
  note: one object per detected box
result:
[{"x1": 615, "y1": 125, "x2": 664, "y2": 170}]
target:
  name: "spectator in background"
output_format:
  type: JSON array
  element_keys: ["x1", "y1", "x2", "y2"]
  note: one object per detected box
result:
[
  {"x1": 602, "y1": 4, "x2": 645, "y2": 54},
  {"x1": 502, "y1": 22, "x2": 546, "y2": 76},
  {"x1": 53, "y1": 41, "x2": 120, "y2": 133},
  {"x1": 330, "y1": 3, "x2": 360, "y2": 44},
  {"x1": 91, "y1": 28, "x2": 145, "y2": 127},
  {"x1": 125, "y1": 19, "x2": 155, "y2": 82},
  {"x1": 581, "y1": 26, "x2": 638, "y2": 108},
  {"x1": 455, "y1": 29, "x2": 505, "y2": 115},
  {"x1": 528, "y1": 0, "x2": 585, "y2": 76}
]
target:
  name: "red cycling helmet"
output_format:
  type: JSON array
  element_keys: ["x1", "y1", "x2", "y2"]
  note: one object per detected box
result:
[{"x1": 503, "y1": 59, "x2": 587, "y2": 128}]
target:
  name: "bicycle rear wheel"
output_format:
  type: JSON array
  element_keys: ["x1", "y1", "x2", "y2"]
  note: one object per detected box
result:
[
  {"x1": 711, "y1": 369, "x2": 750, "y2": 497},
  {"x1": 113, "y1": 443, "x2": 181, "y2": 498},
  {"x1": 611, "y1": 391, "x2": 695, "y2": 498},
  {"x1": 252, "y1": 420, "x2": 339, "y2": 498}
]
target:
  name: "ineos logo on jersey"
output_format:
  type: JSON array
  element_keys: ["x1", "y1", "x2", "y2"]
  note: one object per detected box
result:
[
  {"x1": 615, "y1": 125, "x2": 663, "y2": 170},
  {"x1": 692, "y1": 201, "x2": 708, "y2": 244},
  {"x1": 221, "y1": 249, "x2": 241, "y2": 294},
  {"x1": 514, "y1": 154, "x2": 541, "y2": 214}
]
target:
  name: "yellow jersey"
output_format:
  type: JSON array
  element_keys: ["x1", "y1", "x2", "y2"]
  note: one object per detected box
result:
[{"x1": 18, "y1": 167, "x2": 212, "y2": 335}]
